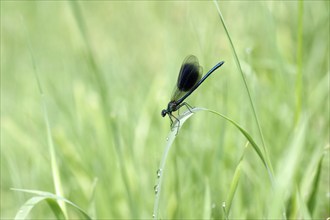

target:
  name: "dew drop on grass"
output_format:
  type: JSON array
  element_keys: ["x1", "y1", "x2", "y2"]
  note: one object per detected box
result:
[
  {"x1": 211, "y1": 203, "x2": 216, "y2": 209},
  {"x1": 166, "y1": 137, "x2": 169, "y2": 141},
  {"x1": 154, "y1": 184, "x2": 159, "y2": 194},
  {"x1": 222, "y1": 201, "x2": 226, "y2": 208},
  {"x1": 156, "y1": 169, "x2": 162, "y2": 178},
  {"x1": 152, "y1": 214, "x2": 155, "y2": 219}
]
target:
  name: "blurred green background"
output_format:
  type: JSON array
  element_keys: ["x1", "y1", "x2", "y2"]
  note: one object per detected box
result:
[{"x1": 1, "y1": 1, "x2": 329, "y2": 219}]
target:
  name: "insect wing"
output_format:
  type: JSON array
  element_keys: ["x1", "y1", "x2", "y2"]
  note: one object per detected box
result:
[{"x1": 171, "y1": 55, "x2": 202, "y2": 101}]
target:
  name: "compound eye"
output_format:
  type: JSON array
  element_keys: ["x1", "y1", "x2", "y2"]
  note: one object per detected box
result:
[{"x1": 161, "y1": 109, "x2": 167, "y2": 117}]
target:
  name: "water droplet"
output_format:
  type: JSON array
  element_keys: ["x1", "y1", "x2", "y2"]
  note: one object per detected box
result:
[
  {"x1": 245, "y1": 47, "x2": 252, "y2": 54},
  {"x1": 156, "y1": 169, "x2": 162, "y2": 178},
  {"x1": 154, "y1": 184, "x2": 159, "y2": 194},
  {"x1": 166, "y1": 137, "x2": 169, "y2": 141},
  {"x1": 222, "y1": 201, "x2": 226, "y2": 208},
  {"x1": 211, "y1": 203, "x2": 216, "y2": 209},
  {"x1": 152, "y1": 214, "x2": 155, "y2": 219}
]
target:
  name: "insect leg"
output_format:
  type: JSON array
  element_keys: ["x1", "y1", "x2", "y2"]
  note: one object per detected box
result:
[
  {"x1": 177, "y1": 102, "x2": 194, "y2": 114},
  {"x1": 169, "y1": 113, "x2": 180, "y2": 135}
]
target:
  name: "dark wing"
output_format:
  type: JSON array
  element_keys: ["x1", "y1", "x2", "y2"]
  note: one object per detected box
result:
[{"x1": 171, "y1": 55, "x2": 202, "y2": 101}]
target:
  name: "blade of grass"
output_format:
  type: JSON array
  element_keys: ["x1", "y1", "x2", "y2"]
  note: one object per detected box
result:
[
  {"x1": 45, "y1": 198, "x2": 67, "y2": 220},
  {"x1": 14, "y1": 196, "x2": 51, "y2": 220},
  {"x1": 224, "y1": 162, "x2": 241, "y2": 218},
  {"x1": 205, "y1": 108, "x2": 273, "y2": 183},
  {"x1": 287, "y1": 187, "x2": 298, "y2": 219},
  {"x1": 153, "y1": 107, "x2": 271, "y2": 219},
  {"x1": 202, "y1": 178, "x2": 211, "y2": 219},
  {"x1": 153, "y1": 109, "x2": 195, "y2": 219},
  {"x1": 307, "y1": 152, "x2": 325, "y2": 215},
  {"x1": 296, "y1": 187, "x2": 312, "y2": 219},
  {"x1": 222, "y1": 201, "x2": 228, "y2": 220},
  {"x1": 213, "y1": 0, "x2": 274, "y2": 178},
  {"x1": 87, "y1": 178, "x2": 98, "y2": 219},
  {"x1": 21, "y1": 18, "x2": 67, "y2": 217},
  {"x1": 12, "y1": 188, "x2": 92, "y2": 220},
  {"x1": 294, "y1": 0, "x2": 304, "y2": 125},
  {"x1": 225, "y1": 142, "x2": 248, "y2": 216},
  {"x1": 68, "y1": 2, "x2": 136, "y2": 217},
  {"x1": 269, "y1": 116, "x2": 307, "y2": 218}
]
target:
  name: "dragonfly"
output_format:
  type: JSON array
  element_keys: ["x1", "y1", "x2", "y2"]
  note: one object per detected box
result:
[{"x1": 161, "y1": 55, "x2": 225, "y2": 130}]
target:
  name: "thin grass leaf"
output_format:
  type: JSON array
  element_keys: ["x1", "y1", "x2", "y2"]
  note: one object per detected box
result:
[
  {"x1": 296, "y1": 187, "x2": 312, "y2": 219},
  {"x1": 154, "y1": 107, "x2": 269, "y2": 219},
  {"x1": 287, "y1": 188, "x2": 298, "y2": 219},
  {"x1": 269, "y1": 117, "x2": 308, "y2": 218},
  {"x1": 12, "y1": 188, "x2": 92, "y2": 220},
  {"x1": 202, "y1": 178, "x2": 211, "y2": 220},
  {"x1": 87, "y1": 178, "x2": 98, "y2": 219},
  {"x1": 213, "y1": 0, "x2": 274, "y2": 179},
  {"x1": 45, "y1": 198, "x2": 66, "y2": 219},
  {"x1": 21, "y1": 18, "x2": 67, "y2": 216},
  {"x1": 226, "y1": 163, "x2": 241, "y2": 216},
  {"x1": 226, "y1": 142, "x2": 248, "y2": 215},
  {"x1": 222, "y1": 201, "x2": 228, "y2": 220},
  {"x1": 205, "y1": 108, "x2": 274, "y2": 183},
  {"x1": 307, "y1": 153, "x2": 324, "y2": 215},
  {"x1": 294, "y1": 0, "x2": 304, "y2": 125},
  {"x1": 14, "y1": 196, "x2": 47, "y2": 220},
  {"x1": 153, "y1": 110, "x2": 195, "y2": 219},
  {"x1": 69, "y1": 2, "x2": 136, "y2": 217}
]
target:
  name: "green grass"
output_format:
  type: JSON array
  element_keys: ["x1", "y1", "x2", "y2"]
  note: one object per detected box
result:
[{"x1": 1, "y1": 1, "x2": 329, "y2": 219}]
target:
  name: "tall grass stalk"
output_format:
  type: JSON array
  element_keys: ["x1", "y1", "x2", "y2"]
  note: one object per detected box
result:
[
  {"x1": 294, "y1": 0, "x2": 304, "y2": 125},
  {"x1": 154, "y1": 108, "x2": 271, "y2": 219},
  {"x1": 69, "y1": 2, "x2": 137, "y2": 217},
  {"x1": 22, "y1": 18, "x2": 67, "y2": 218},
  {"x1": 213, "y1": 0, "x2": 274, "y2": 178},
  {"x1": 153, "y1": 110, "x2": 195, "y2": 219}
]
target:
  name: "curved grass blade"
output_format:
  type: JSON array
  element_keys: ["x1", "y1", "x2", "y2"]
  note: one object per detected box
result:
[
  {"x1": 22, "y1": 19, "x2": 66, "y2": 216},
  {"x1": 153, "y1": 109, "x2": 195, "y2": 219},
  {"x1": 12, "y1": 188, "x2": 92, "y2": 220},
  {"x1": 213, "y1": 0, "x2": 273, "y2": 177},
  {"x1": 45, "y1": 198, "x2": 66, "y2": 219},
  {"x1": 307, "y1": 152, "x2": 325, "y2": 215},
  {"x1": 225, "y1": 142, "x2": 248, "y2": 216},
  {"x1": 14, "y1": 196, "x2": 57, "y2": 220},
  {"x1": 154, "y1": 107, "x2": 271, "y2": 219},
  {"x1": 204, "y1": 108, "x2": 274, "y2": 184}
]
